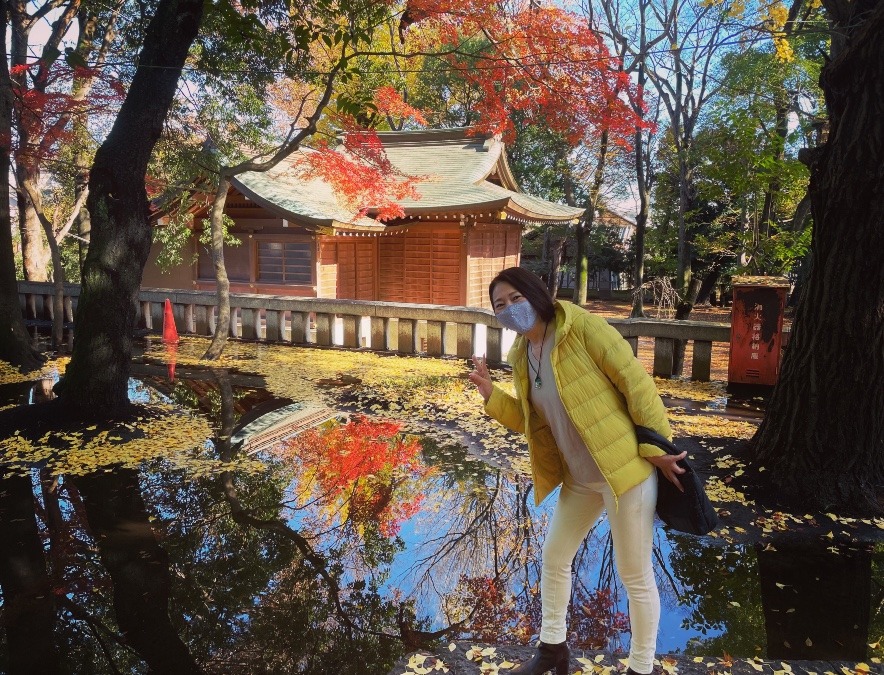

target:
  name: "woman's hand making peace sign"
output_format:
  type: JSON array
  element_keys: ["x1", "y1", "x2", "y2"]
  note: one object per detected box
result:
[{"x1": 468, "y1": 355, "x2": 493, "y2": 403}]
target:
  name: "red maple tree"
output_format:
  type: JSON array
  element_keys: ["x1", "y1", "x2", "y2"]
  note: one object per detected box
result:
[{"x1": 401, "y1": 0, "x2": 647, "y2": 147}]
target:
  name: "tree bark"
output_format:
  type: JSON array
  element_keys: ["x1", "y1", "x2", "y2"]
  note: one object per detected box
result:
[
  {"x1": 15, "y1": 175, "x2": 50, "y2": 281},
  {"x1": 58, "y1": 0, "x2": 205, "y2": 411},
  {"x1": 0, "y1": 1, "x2": 41, "y2": 370},
  {"x1": 574, "y1": 129, "x2": 610, "y2": 306},
  {"x1": 202, "y1": 177, "x2": 232, "y2": 360},
  {"x1": 672, "y1": 276, "x2": 701, "y2": 376},
  {"x1": 631, "y1": 116, "x2": 652, "y2": 318},
  {"x1": 547, "y1": 237, "x2": 564, "y2": 299},
  {"x1": 74, "y1": 469, "x2": 202, "y2": 673},
  {"x1": 23, "y1": 182, "x2": 65, "y2": 348},
  {"x1": 751, "y1": 0, "x2": 884, "y2": 514},
  {"x1": 0, "y1": 471, "x2": 59, "y2": 673},
  {"x1": 694, "y1": 262, "x2": 723, "y2": 306}
]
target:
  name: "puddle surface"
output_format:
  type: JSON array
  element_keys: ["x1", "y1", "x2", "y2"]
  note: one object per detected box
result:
[{"x1": 0, "y1": 362, "x2": 881, "y2": 673}]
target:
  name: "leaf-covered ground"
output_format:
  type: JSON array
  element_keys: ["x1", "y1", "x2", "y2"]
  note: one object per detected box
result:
[{"x1": 388, "y1": 642, "x2": 879, "y2": 675}]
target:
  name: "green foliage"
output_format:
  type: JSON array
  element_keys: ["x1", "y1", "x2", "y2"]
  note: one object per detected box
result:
[
  {"x1": 667, "y1": 537, "x2": 767, "y2": 656},
  {"x1": 152, "y1": 197, "x2": 241, "y2": 272},
  {"x1": 648, "y1": 42, "x2": 821, "y2": 282},
  {"x1": 587, "y1": 221, "x2": 632, "y2": 277},
  {"x1": 508, "y1": 123, "x2": 584, "y2": 204}
]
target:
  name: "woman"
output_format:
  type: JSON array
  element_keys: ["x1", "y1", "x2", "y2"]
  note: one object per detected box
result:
[{"x1": 469, "y1": 268, "x2": 685, "y2": 675}]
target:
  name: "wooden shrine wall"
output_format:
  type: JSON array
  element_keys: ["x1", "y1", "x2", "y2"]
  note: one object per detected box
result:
[{"x1": 465, "y1": 222, "x2": 521, "y2": 308}]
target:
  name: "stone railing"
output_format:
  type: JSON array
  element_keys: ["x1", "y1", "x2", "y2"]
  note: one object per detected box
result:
[{"x1": 17, "y1": 282, "x2": 735, "y2": 381}]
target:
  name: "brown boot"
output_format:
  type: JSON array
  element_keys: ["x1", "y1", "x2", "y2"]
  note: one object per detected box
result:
[{"x1": 511, "y1": 641, "x2": 570, "y2": 674}]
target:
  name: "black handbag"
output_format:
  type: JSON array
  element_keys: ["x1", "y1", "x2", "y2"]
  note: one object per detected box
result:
[{"x1": 635, "y1": 426, "x2": 718, "y2": 535}]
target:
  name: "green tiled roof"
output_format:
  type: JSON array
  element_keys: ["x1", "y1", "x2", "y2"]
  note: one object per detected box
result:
[
  {"x1": 234, "y1": 164, "x2": 382, "y2": 231},
  {"x1": 231, "y1": 128, "x2": 585, "y2": 229}
]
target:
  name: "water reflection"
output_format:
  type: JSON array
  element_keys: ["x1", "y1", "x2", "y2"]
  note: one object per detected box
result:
[{"x1": 0, "y1": 367, "x2": 882, "y2": 673}]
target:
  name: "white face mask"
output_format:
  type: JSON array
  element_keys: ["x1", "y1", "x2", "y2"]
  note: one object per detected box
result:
[{"x1": 496, "y1": 300, "x2": 539, "y2": 334}]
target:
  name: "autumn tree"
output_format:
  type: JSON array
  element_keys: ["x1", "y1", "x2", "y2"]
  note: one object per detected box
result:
[
  {"x1": 750, "y1": 0, "x2": 884, "y2": 514},
  {"x1": 0, "y1": 1, "x2": 40, "y2": 370},
  {"x1": 56, "y1": 0, "x2": 205, "y2": 411}
]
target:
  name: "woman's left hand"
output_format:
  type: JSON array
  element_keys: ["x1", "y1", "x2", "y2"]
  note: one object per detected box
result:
[{"x1": 645, "y1": 452, "x2": 688, "y2": 492}]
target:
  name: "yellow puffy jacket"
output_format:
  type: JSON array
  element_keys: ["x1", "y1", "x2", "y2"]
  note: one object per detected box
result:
[{"x1": 485, "y1": 301, "x2": 672, "y2": 506}]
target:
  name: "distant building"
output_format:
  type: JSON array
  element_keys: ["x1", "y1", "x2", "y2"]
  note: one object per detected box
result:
[{"x1": 143, "y1": 128, "x2": 583, "y2": 309}]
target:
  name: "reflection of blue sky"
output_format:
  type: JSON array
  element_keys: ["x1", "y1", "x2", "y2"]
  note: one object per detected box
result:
[
  {"x1": 128, "y1": 378, "x2": 169, "y2": 404},
  {"x1": 276, "y1": 430, "x2": 723, "y2": 652},
  {"x1": 387, "y1": 463, "x2": 718, "y2": 652}
]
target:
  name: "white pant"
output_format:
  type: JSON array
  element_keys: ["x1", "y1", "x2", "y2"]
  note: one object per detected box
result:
[{"x1": 539, "y1": 472, "x2": 659, "y2": 674}]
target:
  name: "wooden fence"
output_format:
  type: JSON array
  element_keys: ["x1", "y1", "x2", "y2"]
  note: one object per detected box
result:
[{"x1": 17, "y1": 282, "x2": 733, "y2": 381}]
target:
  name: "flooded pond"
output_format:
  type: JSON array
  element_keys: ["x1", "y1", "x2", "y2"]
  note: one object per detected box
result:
[{"x1": 1, "y1": 350, "x2": 882, "y2": 674}]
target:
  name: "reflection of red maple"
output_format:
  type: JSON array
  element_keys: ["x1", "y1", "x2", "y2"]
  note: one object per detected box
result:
[
  {"x1": 281, "y1": 417, "x2": 430, "y2": 537},
  {"x1": 570, "y1": 586, "x2": 630, "y2": 650},
  {"x1": 451, "y1": 575, "x2": 629, "y2": 649}
]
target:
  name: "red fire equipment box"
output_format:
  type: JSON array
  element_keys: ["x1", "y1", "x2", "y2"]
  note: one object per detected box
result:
[{"x1": 728, "y1": 276, "x2": 790, "y2": 387}]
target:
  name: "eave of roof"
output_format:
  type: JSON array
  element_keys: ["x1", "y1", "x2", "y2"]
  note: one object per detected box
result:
[{"x1": 234, "y1": 128, "x2": 585, "y2": 229}]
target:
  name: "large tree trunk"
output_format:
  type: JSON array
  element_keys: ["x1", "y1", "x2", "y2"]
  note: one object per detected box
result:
[
  {"x1": 547, "y1": 237, "x2": 564, "y2": 298},
  {"x1": 23, "y1": 182, "x2": 65, "y2": 348},
  {"x1": 0, "y1": 471, "x2": 59, "y2": 673},
  {"x1": 751, "y1": 0, "x2": 884, "y2": 514},
  {"x1": 671, "y1": 276, "x2": 701, "y2": 375},
  {"x1": 0, "y1": 2, "x2": 41, "y2": 371},
  {"x1": 15, "y1": 174, "x2": 50, "y2": 281},
  {"x1": 59, "y1": 0, "x2": 204, "y2": 411},
  {"x1": 574, "y1": 129, "x2": 610, "y2": 306},
  {"x1": 74, "y1": 469, "x2": 202, "y2": 673},
  {"x1": 202, "y1": 176, "x2": 233, "y2": 360},
  {"x1": 694, "y1": 262, "x2": 723, "y2": 306},
  {"x1": 631, "y1": 126, "x2": 650, "y2": 318}
]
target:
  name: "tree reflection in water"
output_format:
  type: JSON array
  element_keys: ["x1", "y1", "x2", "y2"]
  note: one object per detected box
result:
[{"x1": 1, "y1": 369, "x2": 883, "y2": 673}]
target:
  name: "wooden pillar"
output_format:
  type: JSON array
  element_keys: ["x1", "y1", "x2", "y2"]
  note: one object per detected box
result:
[
  {"x1": 194, "y1": 305, "x2": 210, "y2": 335},
  {"x1": 265, "y1": 310, "x2": 283, "y2": 342},
  {"x1": 290, "y1": 312, "x2": 307, "y2": 344},
  {"x1": 486, "y1": 326, "x2": 502, "y2": 364},
  {"x1": 315, "y1": 313, "x2": 332, "y2": 346},
  {"x1": 653, "y1": 337, "x2": 675, "y2": 378},
  {"x1": 456, "y1": 323, "x2": 472, "y2": 359},
  {"x1": 63, "y1": 296, "x2": 74, "y2": 323},
  {"x1": 397, "y1": 318, "x2": 416, "y2": 354},
  {"x1": 184, "y1": 304, "x2": 195, "y2": 334},
  {"x1": 342, "y1": 315, "x2": 360, "y2": 348},
  {"x1": 229, "y1": 307, "x2": 240, "y2": 338},
  {"x1": 691, "y1": 340, "x2": 713, "y2": 382},
  {"x1": 370, "y1": 317, "x2": 388, "y2": 351},
  {"x1": 141, "y1": 301, "x2": 152, "y2": 330},
  {"x1": 42, "y1": 294, "x2": 52, "y2": 320},
  {"x1": 151, "y1": 302, "x2": 165, "y2": 334},
  {"x1": 625, "y1": 336, "x2": 638, "y2": 357},
  {"x1": 25, "y1": 293, "x2": 36, "y2": 320},
  {"x1": 426, "y1": 320, "x2": 443, "y2": 357}
]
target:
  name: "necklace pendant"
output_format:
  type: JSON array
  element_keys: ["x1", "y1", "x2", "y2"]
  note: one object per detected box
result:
[{"x1": 534, "y1": 375, "x2": 542, "y2": 389}]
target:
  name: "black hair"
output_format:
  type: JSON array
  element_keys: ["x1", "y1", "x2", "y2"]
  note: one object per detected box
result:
[{"x1": 488, "y1": 267, "x2": 556, "y2": 322}]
